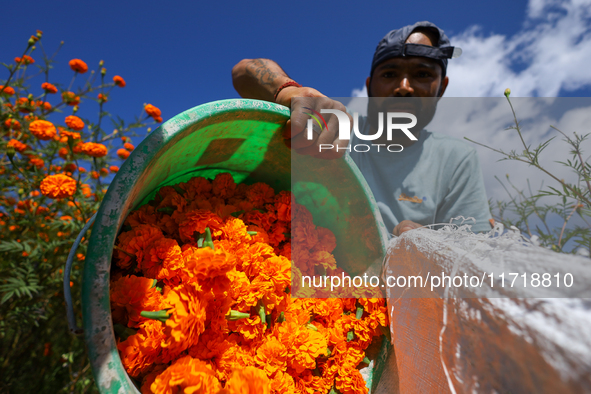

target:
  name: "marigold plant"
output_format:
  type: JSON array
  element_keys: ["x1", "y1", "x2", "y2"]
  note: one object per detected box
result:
[{"x1": 0, "y1": 31, "x2": 163, "y2": 393}]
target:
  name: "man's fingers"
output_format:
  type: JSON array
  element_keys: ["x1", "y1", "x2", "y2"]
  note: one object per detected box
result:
[{"x1": 393, "y1": 220, "x2": 423, "y2": 236}]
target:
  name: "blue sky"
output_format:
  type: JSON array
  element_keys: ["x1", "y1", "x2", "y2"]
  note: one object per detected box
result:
[{"x1": 5, "y1": 0, "x2": 585, "y2": 128}]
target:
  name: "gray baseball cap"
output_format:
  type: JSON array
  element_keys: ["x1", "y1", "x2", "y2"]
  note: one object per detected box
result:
[{"x1": 371, "y1": 21, "x2": 462, "y2": 78}]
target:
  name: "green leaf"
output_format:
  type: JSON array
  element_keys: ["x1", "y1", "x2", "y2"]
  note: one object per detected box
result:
[{"x1": 0, "y1": 240, "x2": 24, "y2": 253}]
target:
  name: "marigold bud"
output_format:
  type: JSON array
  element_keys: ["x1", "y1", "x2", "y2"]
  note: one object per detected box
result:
[
  {"x1": 101, "y1": 67, "x2": 106, "y2": 76},
  {"x1": 36, "y1": 30, "x2": 43, "y2": 39},
  {"x1": 99, "y1": 60, "x2": 104, "y2": 67},
  {"x1": 504, "y1": 88, "x2": 511, "y2": 98},
  {"x1": 6, "y1": 145, "x2": 15, "y2": 160},
  {"x1": 28, "y1": 37, "x2": 36, "y2": 46}
]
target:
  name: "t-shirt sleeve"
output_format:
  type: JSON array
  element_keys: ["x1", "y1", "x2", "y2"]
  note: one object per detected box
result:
[{"x1": 435, "y1": 149, "x2": 492, "y2": 233}]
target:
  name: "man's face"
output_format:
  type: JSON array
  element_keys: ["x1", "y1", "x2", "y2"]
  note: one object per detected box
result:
[{"x1": 365, "y1": 31, "x2": 449, "y2": 140}]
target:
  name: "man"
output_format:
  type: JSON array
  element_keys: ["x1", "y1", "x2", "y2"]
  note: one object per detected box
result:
[{"x1": 232, "y1": 21, "x2": 492, "y2": 236}]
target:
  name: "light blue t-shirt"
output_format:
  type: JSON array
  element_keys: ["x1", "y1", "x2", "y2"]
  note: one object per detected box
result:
[{"x1": 347, "y1": 116, "x2": 492, "y2": 236}]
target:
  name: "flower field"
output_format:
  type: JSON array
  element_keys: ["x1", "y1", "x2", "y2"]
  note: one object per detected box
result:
[{"x1": 0, "y1": 31, "x2": 161, "y2": 393}]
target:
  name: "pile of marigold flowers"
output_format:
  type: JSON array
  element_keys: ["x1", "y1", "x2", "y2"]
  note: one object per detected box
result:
[{"x1": 111, "y1": 173, "x2": 389, "y2": 394}]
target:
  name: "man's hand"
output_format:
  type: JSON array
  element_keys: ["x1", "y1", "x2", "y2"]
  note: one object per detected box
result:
[
  {"x1": 393, "y1": 220, "x2": 423, "y2": 236},
  {"x1": 276, "y1": 86, "x2": 351, "y2": 159}
]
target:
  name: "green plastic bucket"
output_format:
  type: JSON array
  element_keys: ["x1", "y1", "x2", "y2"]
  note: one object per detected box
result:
[{"x1": 80, "y1": 99, "x2": 389, "y2": 393}]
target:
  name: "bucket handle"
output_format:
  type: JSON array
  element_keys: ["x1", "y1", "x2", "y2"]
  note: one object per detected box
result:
[{"x1": 64, "y1": 213, "x2": 96, "y2": 336}]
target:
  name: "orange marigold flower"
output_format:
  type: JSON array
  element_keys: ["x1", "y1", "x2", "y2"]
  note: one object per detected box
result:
[
  {"x1": 150, "y1": 356, "x2": 221, "y2": 394},
  {"x1": 90, "y1": 171, "x2": 99, "y2": 179},
  {"x1": 58, "y1": 128, "x2": 81, "y2": 143},
  {"x1": 0, "y1": 85, "x2": 15, "y2": 96},
  {"x1": 58, "y1": 147, "x2": 69, "y2": 159},
  {"x1": 212, "y1": 173, "x2": 236, "y2": 199},
  {"x1": 35, "y1": 206, "x2": 49, "y2": 215},
  {"x1": 290, "y1": 326, "x2": 328, "y2": 373},
  {"x1": 111, "y1": 275, "x2": 167, "y2": 327},
  {"x1": 4, "y1": 119, "x2": 21, "y2": 130},
  {"x1": 118, "y1": 321, "x2": 167, "y2": 378},
  {"x1": 97, "y1": 93, "x2": 108, "y2": 102},
  {"x1": 335, "y1": 367, "x2": 368, "y2": 394},
  {"x1": 69, "y1": 59, "x2": 88, "y2": 74},
  {"x1": 162, "y1": 284, "x2": 208, "y2": 357},
  {"x1": 64, "y1": 163, "x2": 77, "y2": 172},
  {"x1": 37, "y1": 100, "x2": 52, "y2": 111},
  {"x1": 29, "y1": 156, "x2": 44, "y2": 169},
  {"x1": 100, "y1": 168, "x2": 109, "y2": 177},
  {"x1": 117, "y1": 148, "x2": 130, "y2": 159},
  {"x1": 65, "y1": 115, "x2": 85, "y2": 131},
  {"x1": 80, "y1": 142, "x2": 108, "y2": 158},
  {"x1": 8, "y1": 139, "x2": 28, "y2": 152},
  {"x1": 270, "y1": 370, "x2": 296, "y2": 394},
  {"x1": 124, "y1": 142, "x2": 135, "y2": 151},
  {"x1": 72, "y1": 141, "x2": 84, "y2": 154},
  {"x1": 29, "y1": 120, "x2": 57, "y2": 140},
  {"x1": 113, "y1": 75, "x2": 126, "y2": 87},
  {"x1": 81, "y1": 185, "x2": 91, "y2": 197},
  {"x1": 144, "y1": 104, "x2": 161, "y2": 118},
  {"x1": 154, "y1": 116, "x2": 163, "y2": 123},
  {"x1": 254, "y1": 337, "x2": 288, "y2": 376},
  {"x1": 181, "y1": 245, "x2": 236, "y2": 283},
  {"x1": 41, "y1": 82, "x2": 58, "y2": 94},
  {"x1": 15, "y1": 55, "x2": 34, "y2": 65},
  {"x1": 115, "y1": 224, "x2": 164, "y2": 270},
  {"x1": 79, "y1": 167, "x2": 87, "y2": 174},
  {"x1": 109, "y1": 165, "x2": 119, "y2": 173},
  {"x1": 61, "y1": 91, "x2": 80, "y2": 106},
  {"x1": 178, "y1": 210, "x2": 223, "y2": 243},
  {"x1": 223, "y1": 366, "x2": 271, "y2": 394},
  {"x1": 16, "y1": 97, "x2": 36, "y2": 113},
  {"x1": 142, "y1": 238, "x2": 184, "y2": 281},
  {"x1": 40, "y1": 174, "x2": 77, "y2": 199}
]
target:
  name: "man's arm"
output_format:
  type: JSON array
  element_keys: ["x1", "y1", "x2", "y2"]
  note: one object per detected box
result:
[
  {"x1": 231, "y1": 58, "x2": 351, "y2": 159},
  {"x1": 232, "y1": 59, "x2": 292, "y2": 102}
]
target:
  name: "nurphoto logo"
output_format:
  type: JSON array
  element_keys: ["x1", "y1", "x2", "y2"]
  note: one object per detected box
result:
[{"x1": 304, "y1": 108, "x2": 417, "y2": 153}]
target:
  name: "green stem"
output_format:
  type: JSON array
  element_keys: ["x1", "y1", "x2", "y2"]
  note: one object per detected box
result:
[
  {"x1": 256, "y1": 300, "x2": 266, "y2": 325},
  {"x1": 140, "y1": 309, "x2": 170, "y2": 322},
  {"x1": 226, "y1": 310, "x2": 250, "y2": 321},
  {"x1": 355, "y1": 305, "x2": 364, "y2": 319},
  {"x1": 505, "y1": 95, "x2": 531, "y2": 159},
  {"x1": 203, "y1": 227, "x2": 215, "y2": 250}
]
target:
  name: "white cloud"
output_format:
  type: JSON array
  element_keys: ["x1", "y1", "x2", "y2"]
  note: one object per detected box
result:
[
  {"x1": 351, "y1": 85, "x2": 367, "y2": 98},
  {"x1": 430, "y1": 98, "x2": 591, "y2": 205},
  {"x1": 352, "y1": 0, "x2": 591, "y2": 97}
]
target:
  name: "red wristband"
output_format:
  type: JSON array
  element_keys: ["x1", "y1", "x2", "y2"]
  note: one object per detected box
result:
[{"x1": 274, "y1": 81, "x2": 302, "y2": 101}]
